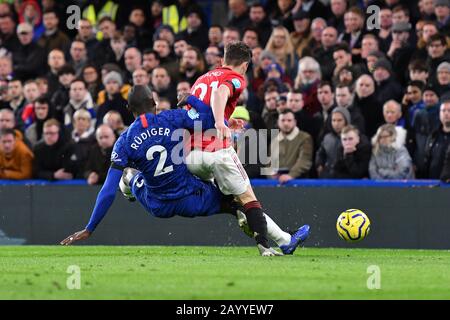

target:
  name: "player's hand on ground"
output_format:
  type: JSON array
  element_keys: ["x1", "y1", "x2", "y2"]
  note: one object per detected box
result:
[
  {"x1": 215, "y1": 122, "x2": 231, "y2": 140},
  {"x1": 60, "y1": 229, "x2": 91, "y2": 246},
  {"x1": 177, "y1": 92, "x2": 190, "y2": 108}
]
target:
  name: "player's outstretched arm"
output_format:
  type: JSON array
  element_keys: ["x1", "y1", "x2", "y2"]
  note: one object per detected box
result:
[{"x1": 60, "y1": 167, "x2": 122, "y2": 245}]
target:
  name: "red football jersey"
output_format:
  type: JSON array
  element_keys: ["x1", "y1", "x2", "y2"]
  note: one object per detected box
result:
[{"x1": 188, "y1": 67, "x2": 246, "y2": 151}]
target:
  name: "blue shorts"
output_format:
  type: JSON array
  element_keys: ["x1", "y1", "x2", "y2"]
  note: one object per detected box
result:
[{"x1": 131, "y1": 173, "x2": 223, "y2": 218}]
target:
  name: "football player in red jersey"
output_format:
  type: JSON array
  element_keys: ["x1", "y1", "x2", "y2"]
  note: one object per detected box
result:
[{"x1": 185, "y1": 42, "x2": 310, "y2": 256}]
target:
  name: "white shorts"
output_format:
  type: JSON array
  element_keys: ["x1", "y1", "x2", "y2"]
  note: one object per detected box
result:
[{"x1": 186, "y1": 147, "x2": 250, "y2": 195}]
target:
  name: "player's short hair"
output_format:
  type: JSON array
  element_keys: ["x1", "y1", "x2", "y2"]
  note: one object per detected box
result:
[
  {"x1": 128, "y1": 85, "x2": 155, "y2": 115},
  {"x1": 223, "y1": 41, "x2": 252, "y2": 67}
]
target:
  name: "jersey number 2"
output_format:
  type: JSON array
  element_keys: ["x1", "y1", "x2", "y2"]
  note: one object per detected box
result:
[
  {"x1": 146, "y1": 145, "x2": 174, "y2": 177},
  {"x1": 192, "y1": 81, "x2": 219, "y2": 101}
]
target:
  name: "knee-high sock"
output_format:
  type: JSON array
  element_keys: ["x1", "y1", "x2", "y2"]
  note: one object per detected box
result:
[
  {"x1": 263, "y1": 213, "x2": 291, "y2": 247},
  {"x1": 244, "y1": 201, "x2": 270, "y2": 248}
]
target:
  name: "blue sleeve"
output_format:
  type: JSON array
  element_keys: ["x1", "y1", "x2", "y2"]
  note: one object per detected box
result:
[
  {"x1": 85, "y1": 167, "x2": 122, "y2": 232},
  {"x1": 170, "y1": 108, "x2": 216, "y2": 131},
  {"x1": 186, "y1": 95, "x2": 211, "y2": 114},
  {"x1": 110, "y1": 134, "x2": 129, "y2": 169},
  {"x1": 186, "y1": 95, "x2": 229, "y2": 127}
]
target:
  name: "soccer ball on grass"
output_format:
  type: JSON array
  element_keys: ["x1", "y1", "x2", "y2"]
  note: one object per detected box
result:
[{"x1": 336, "y1": 209, "x2": 370, "y2": 242}]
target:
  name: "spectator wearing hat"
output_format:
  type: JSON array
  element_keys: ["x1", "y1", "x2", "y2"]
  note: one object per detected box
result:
[
  {"x1": 270, "y1": 109, "x2": 313, "y2": 183},
  {"x1": 96, "y1": 63, "x2": 131, "y2": 106},
  {"x1": 365, "y1": 50, "x2": 385, "y2": 74},
  {"x1": 436, "y1": 61, "x2": 450, "y2": 95},
  {"x1": 264, "y1": 62, "x2": 292, "y2": 90},
  {"x1": 13, "y1": 22, "x2": 46, "y2": 81},
  {"x1": 373, "y1": 58, "x2": 403, "y2": 106},
  {"x1": 420, "y1": 97, "x2": 450, "y2": 178},
  {"x1": 290, "y1": 10, "x2": 312, "y2": 59},
  {"x1": 250, "y1": 50, "x2": 277, "y2": 96},
  {"x1": 412, "y1": 85, "x2": 442, "y2": 171},
  {"x1": 388, "y1": 21, "x2": 414, "y2": 86},
  {"x1": 0, "y1": 128, "x2": 34, "y2": 180},
  {"x1": 178, "y1": 7, "x2": 209, "y2": 52},
  {"x1": 246, "y1": 3, "x2": 272, "y2": 47},
  {"x1": 315, "y1": 106, "x2": 351, "y2": 178},
  {"x1": 96, "y1": 71, "x2": 134, "y2": 127}
]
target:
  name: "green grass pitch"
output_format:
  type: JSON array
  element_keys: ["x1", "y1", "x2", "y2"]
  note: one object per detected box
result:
[{"x1": 1, "y1": 246, "x2": 450, "y2": 299}]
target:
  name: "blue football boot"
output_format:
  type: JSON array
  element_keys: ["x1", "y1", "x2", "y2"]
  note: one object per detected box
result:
[{"x1": 279, "y1": 225, "x2": 310, "y2": 255}]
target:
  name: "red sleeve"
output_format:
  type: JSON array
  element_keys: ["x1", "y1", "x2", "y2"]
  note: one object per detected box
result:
[{"x1": 221, "y1": 74, "x2": 245, "y2": 98}]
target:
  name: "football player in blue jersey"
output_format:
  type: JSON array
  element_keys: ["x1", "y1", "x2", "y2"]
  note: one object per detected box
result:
[{"x1": 60, "y1": 85, "x2": 285, "y2": 256}]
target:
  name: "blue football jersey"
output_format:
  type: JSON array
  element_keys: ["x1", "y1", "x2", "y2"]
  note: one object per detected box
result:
[{"x1": 111, "y1": 109, "x2": 215, "y2": 200}]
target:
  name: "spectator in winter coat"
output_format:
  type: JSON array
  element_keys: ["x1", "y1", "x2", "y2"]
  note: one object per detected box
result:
[
  {"x1": 332, "y1": 125, "x2": 371, "y2": 179},
  {"x1": 369, "y1": 124, "x2": 414, "y2": 180},
  {"x1": 316, "y1": 106, "x2": 351, "y2": 178}
]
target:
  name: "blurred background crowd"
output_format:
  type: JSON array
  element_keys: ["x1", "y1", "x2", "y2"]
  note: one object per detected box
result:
[{"x1": 0, "y1": 0, "x2": 448, "y2": 185}]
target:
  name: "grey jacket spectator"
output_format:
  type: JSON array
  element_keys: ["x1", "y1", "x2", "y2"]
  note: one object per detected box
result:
[{"x1": 369, "y1": 124, "x2": 414, "y2": 180}]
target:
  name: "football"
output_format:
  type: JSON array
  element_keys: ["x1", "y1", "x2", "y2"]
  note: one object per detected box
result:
[{"x1": 336, "y1": 209, "x2": 371, "y2": 242}]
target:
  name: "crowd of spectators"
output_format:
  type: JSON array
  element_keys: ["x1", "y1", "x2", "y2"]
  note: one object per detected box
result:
[{"x1": 0, "y1": 0, "x2": 449, "y2": 185}]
